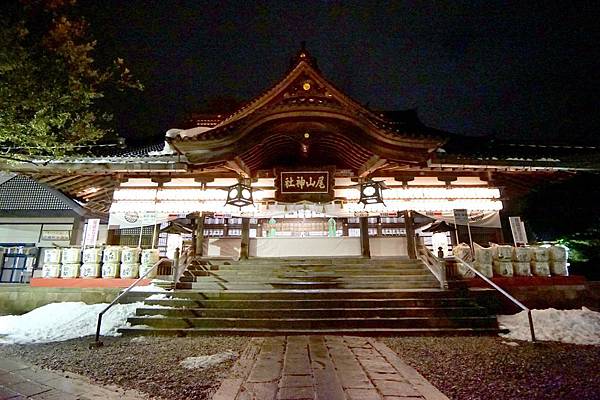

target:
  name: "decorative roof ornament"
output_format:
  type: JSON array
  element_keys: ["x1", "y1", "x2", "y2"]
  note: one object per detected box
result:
[{"x1": 290, "y1": 41, "x2": 318, "y2": 70}]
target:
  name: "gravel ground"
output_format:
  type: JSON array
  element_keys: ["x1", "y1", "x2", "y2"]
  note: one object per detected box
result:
[
  {"x1": 0, "y1": 335, "x2": 249, "y2": 400},
  {"x1": 381, "y1": 336, "x2": 600, "y2": 400}
]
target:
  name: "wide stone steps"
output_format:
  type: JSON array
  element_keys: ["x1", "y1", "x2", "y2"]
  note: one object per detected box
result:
[
  {"x1": 118, "y1": 258, "x2": 500, "y2": 337},
  {"x1": 119, "y1": 326, "x2": 500, "y2": 337},
  {"x1": 136, "y1": 306, "x2": 488, "y2": 318}
]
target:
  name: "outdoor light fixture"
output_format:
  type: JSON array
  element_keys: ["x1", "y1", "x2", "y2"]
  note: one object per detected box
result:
[
  {"x1": 358, "y1": 179, "x2": 387, "y2": 206},
  {"x1": 225, "y1": 182, "x2": 253, "y2": 208}
]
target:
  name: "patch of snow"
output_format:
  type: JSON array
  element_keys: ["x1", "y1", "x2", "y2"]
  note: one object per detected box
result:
[
  {"x1": 179, "y1": 350, "x2": 238, "y2": 370},
  {"x1": 0, "y1": 302, "x2": 143, "y2": 344},
  {"x1": 498, "y1": 307, "x2": 600, "y2": 345},
  {"x1": 501, "y1": 340, "x2": 519, "y2": 347},
  {"x1": 129, "y1": 284, "x2": 168, "y2": 292}
]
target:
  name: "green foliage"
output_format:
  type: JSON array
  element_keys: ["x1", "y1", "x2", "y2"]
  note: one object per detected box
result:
[{"x1": 0, "y1": 0, "x2": 142, "y2": 158}]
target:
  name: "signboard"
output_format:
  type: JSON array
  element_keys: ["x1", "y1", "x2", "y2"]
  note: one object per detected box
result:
[
  {"x1": 40, "y1": 230, "x2": 70, "y2": 241},
  {"x1": 275, "y1": 168, "x2": 335, "y2": 203},
  {"x1": 83, "y1": 218, "x2": 100, "y2": 246},
  {"x1": 453, "y1": 209, "x2": 469, "y2": 225},
  {"x1": 509, "y1": 216, "x2": 528, "y2": 245},
  {"x1": 354, "y1": 211, "x2": 369, "y2": 217},
  {"x1": 280, "y1": 171, "x2": 329, "y2": 193}
]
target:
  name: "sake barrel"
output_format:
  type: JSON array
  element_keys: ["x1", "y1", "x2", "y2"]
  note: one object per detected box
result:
[
  {"x1": 474, "y1": 244, "x2": 493, "y2": 264},
  {"x1": 102, "y1": 246, "x2": 122, "y2": 263},
  {"x1": 41, "y1": 263, "x2": 61, "y2": 278},
  {"x1": 550, "y1": 261, "x2": 569, "y2": 276},
  {"x1": 61, "y1": 247, "x2": 81, "y2": 264},
  {"x1": 102, "y1": 262, "x2": 120, "y2": 278},
  {"x1": 531, "y1": 261, "x2": 550, "y2": 276},
  {"x1": 141, "y1": 249, "x2": 160, "y2": 266},
  {"x1": 474, "y1": 262, "x2": 493, "y2": 279},
  {"x1": 493, "y1": 260, "x2": 514, "y2": 277},
  {"x1": 60, "y1": 263, "x2": 80, "y2": 278},
  {"x1": 80, "y1": 263, "x2": 101, "y2": 278},
  {"x1": 82, "y1": 248, "x2": 103, "y2": 264},
  {"x1": 549, "y1": 245, "x2": 568, "y2": 262},
  {"x1": 452, "y1": 243, "x2": 473, "y2": 261},
  {"x1": 494, "y1": 245, "x2": 513, "y2": 261},
  {"x1": 513, "y1": 261, "x2": 531, "y2": 276},
  {"x1": 120, "y1": 263, "x2": 140, "y2": 279},
  {"x1": 513, "y1": 247, "x2": 532, "y2": 262},
  {"x1": 531, "y1": 247, "x2": 550, "y2": 262},
  {"x1": 121, "y1": 247, "x2": 141, "y2": 264},
  {"x1": 139, "y1": 263, "x2": 157, "y2": 279},
  {"x1": 43, "y1": 248, "x2": 62, "y2": 264}
]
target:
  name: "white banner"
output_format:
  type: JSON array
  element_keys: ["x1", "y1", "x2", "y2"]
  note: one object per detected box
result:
[
  {"x1": 83, "y1": 219, "x2": 100, "y2": 246},
  {"x1": 108, "y1": 211, "x2": 177, "y2": 228}
]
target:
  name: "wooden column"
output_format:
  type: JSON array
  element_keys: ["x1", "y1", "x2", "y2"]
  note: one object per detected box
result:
[
  {"x1": 359, "y1": 217, "x2": 371, "y2": 258},
  {"x1": 404, "y1": 210, "x2": 417, "y2": 259},
  {"x1": 195, "y1": 214, "x2": 204, "y2": 257},
  {"x1": 70, "y1": 216, "x2": 85, "y2": 246},
  {"x1": 240, "y1": 217, "x2": 250, "y2": 260}
]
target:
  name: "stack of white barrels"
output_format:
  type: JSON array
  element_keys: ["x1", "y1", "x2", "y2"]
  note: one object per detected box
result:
[
  {"x1": 473, "y1": 244, "x2": 494, "y2": 278},
  {"x1": 81, "y1": 248, "x2": 102, "y2": 278},
  {"x1": 549, "y1": 245, "x2": 569, "y2": 275},
  {"x1": 140, "y1": 249, "x2": 160, "y2": 278},
  {"x1": 102, "y1": 246, "x2": 121, "y2": 278},
  {"x1": 61, "y1": 247, "x2": 81, "y2": 278},
  {"x1": 492, "y1": 245, "x2": 514, "y2": 277},
  {"x1": 531, "y1": 247, "x2": 551, "y2": 276},
  {"x1": 513, "y1": 247, "x2": 532, "y2": 276},
  {"x1": 120, "y1": 247, "x2": 141, "y2": 279},
  {"x1": 42, "y1": 248, "x2": 62, "y2": 278}
]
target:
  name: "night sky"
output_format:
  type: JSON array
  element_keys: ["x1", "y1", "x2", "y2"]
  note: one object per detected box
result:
[{"x1": 81, "y1": 1, "x2": 599, "y2": 146}]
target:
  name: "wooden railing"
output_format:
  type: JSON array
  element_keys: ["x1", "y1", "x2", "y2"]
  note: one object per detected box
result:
[
  {"x1": 416, "y1": 243, "x2": 447, "y2": 289},
  {"x1": 172, "y1": 246, "x2": 192, "y2": 285}
]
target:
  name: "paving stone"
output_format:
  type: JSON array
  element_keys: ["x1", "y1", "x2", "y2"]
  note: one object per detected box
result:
[
  {"x1": 360, "y1": 358, "x2": 398, "y2": 374},
  {"x1": 0, "y1": 372, "x2": 26, "y2": 386},
  {"x1": 5, "y1": 380, "x2": 51, "y2": 397},
  {"x1": 237, "y1": 381, "x2": 278, "y2": 400},
  {"x1": 373, "y1": 380, "x2": 422, "y2": 397},
  {"x1": 0, "y1": 386, "x2": 20, "y2": 399},
  {"x1": 346, "y1": 388, "x2": 382, "y2": 400},
  {"x1": 280, "y1": 374, "x2": 313, "y2": 388},
  {"x1": 277, "y1": 386, "x2": 315, "y2": 400},
  {"x1": 212, "y1": 378, "x2": 244, "y2": 400},
  {"x1": 344, "y1": 336, "x2": 372, "y2": 348},
  {"x1": 15, "y1": 368, "x2": 61, "y2": 384},
  {"x1": 28, "y1": 388, "x2": 81, "y2": 400},
  {"x1": 383, "y1": 397, "x2": 423, "y2": 400},
  {"x1": 351, "y1": 348, "x2": 379, "y2": 358},
  {"x1": 366, "y1": 371, "x2": 407, "y2": 382},
  {"x1": 0, "y1": 359, "x2": 28, "y2": 373}
]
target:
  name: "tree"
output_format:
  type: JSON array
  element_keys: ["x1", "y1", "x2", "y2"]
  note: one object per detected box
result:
[{"x1": 0, "y1": 0, "x2": 142, "y2": 158}]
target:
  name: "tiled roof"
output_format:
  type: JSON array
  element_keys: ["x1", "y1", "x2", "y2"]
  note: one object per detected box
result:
[{"x1": 0, "y1": 175, "x2": 72, "y2": 210}]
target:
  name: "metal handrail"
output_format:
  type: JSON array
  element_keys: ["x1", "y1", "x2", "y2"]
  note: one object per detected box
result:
[
  {"x1": 454, "y1": 255, "x2": 536, "y2": 342},
  {"x1": 91, "y1": 258, "x2": 169, "y2": 347},
  {"x1": 417, "y1": 244, "x2": 447, "y2": 289}
]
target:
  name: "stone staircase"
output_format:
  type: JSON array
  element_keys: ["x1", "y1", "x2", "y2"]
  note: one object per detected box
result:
[{"x1": 118, "y1": 257, "x2": 499, "y2": 336}]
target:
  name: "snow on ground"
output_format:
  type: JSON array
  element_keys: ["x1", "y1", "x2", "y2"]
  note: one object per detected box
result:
[
  {"x1": 129, "y1": 283, "x2": 168, "y2": 292},
  {"x1": 179, "y1": 350, "x2": 238, "y2": 370},
  {"x1": 498, "y1": 307, "x2": 600, "y2": 345},
  {"x1": 0, "y1": 302, "x2": 143, "y2": 344}
]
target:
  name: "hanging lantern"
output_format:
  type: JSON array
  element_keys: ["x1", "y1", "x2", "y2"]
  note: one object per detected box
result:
[
  {"x1": 358, "y1": 180, "x2": 386, "y2": 206},
  {"x1": 225, "y1": 182, "x2": 253, "y2": 207}
]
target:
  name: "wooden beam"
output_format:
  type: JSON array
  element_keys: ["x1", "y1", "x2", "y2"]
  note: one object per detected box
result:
[
  {"x1": 224, "y1": 156, "x2": 251, "y2": 178},
  {"x1": 357, "y1": 155, "x2": 388, "y2": 178}
]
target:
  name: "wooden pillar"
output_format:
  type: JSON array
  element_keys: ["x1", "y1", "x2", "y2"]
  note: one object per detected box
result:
[
  {"x1": 195, "y1": 214, "x2": 204, "y2": 257},
  {"x1": 70, "y1": 216, "x2": 85, "y2": 246},
  {"x1": 359, "y1": 217, "x2": 371, "y2": 258},
  {"x1": 240, "y1": 217, "x2": 250, "y2": 260},
  {"x1": 404, "y1": 210, "x2": 417, "y2": 259}
]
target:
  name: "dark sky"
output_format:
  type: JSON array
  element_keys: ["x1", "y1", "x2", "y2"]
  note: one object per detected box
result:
[{"x1": 81, "y1": 1, "x2": 599, "y2": 146}]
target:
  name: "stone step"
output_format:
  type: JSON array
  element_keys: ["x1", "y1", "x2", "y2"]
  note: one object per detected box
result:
[
  {"x1": 189, "y1": 269, "x2": 433, "y2": 277},
  {"x1": 118, "y1": 326, "x2": 501, "y2": 337},
  {"x1": 151, "y1": 288, "x2": 465, "y2": 300},
  {"x1": 125, "y1": 315, "x2": 498, "y2": 329},
  {"x1": 143, "y1": 297, "x2": 478, "y2": 309},
  {"x1": 213, "y1": 263, "x2": 426, "y2": 270},
  {"x1": 136, "y1": 306, "x2": 489, "y2": 318},
  {"x1": 192, "y1": 274, "x2": 437, "y2": 282},
  {"x1": 183, "y1": 281, "x2": 439, "y2": 290}
]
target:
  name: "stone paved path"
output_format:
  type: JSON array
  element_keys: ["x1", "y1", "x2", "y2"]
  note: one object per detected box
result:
[
  {"x1": 213, "y1": 336, "x2": 448, "y2": 400},
  {"x1": 0, "y1": 356, "x2": 147, "y2": 400}
]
